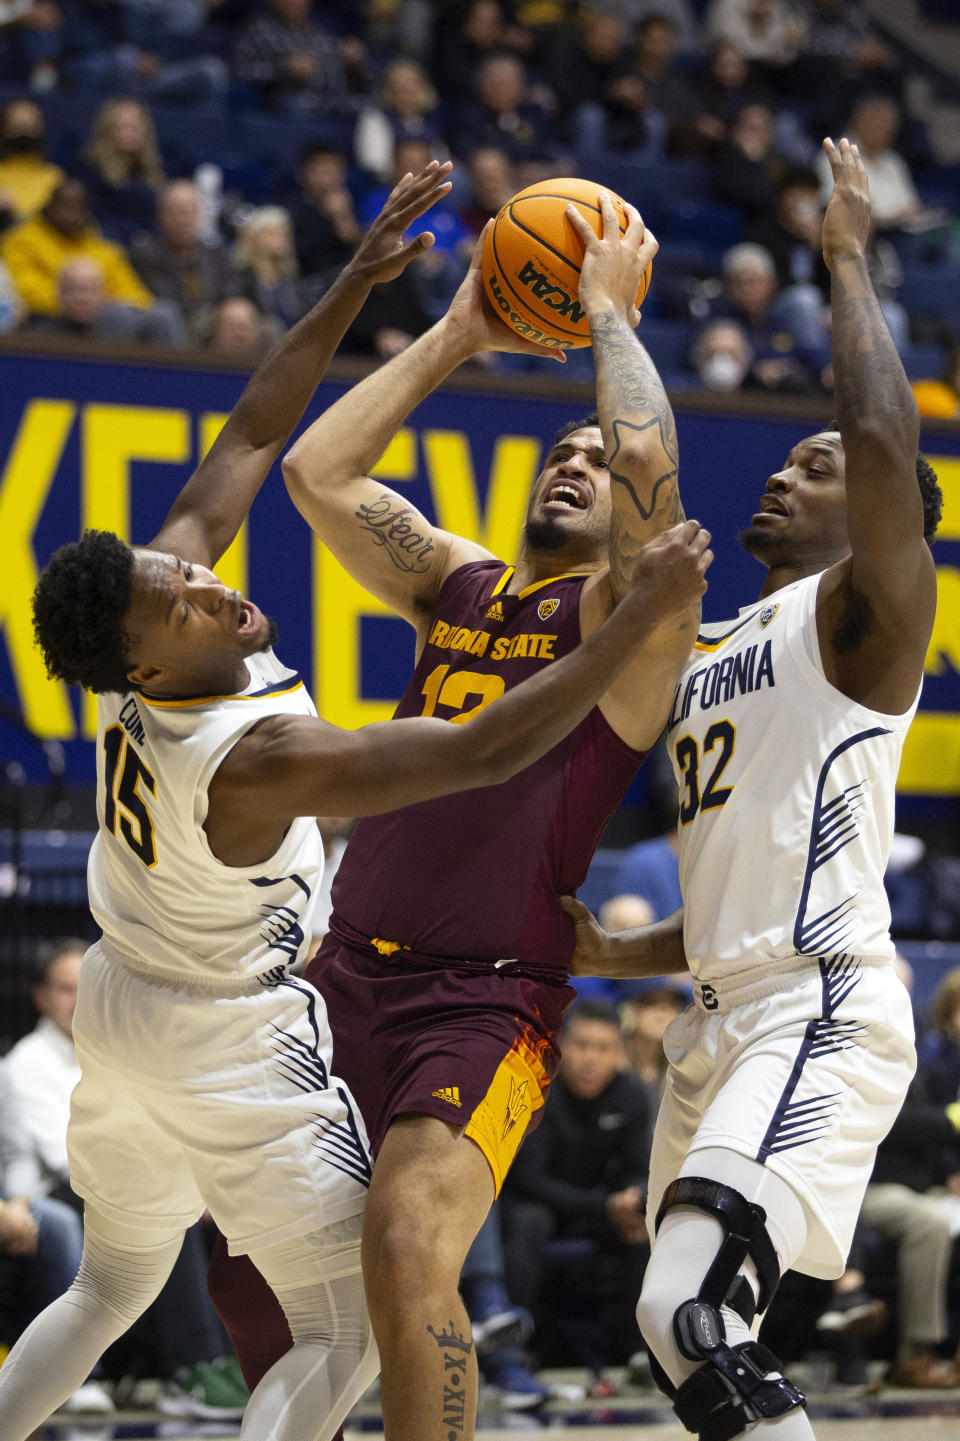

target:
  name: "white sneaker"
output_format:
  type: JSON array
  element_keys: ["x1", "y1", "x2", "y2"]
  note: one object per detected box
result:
[{"x1": 59, "y1": 1380, "x2": 116, "y2": 1413}]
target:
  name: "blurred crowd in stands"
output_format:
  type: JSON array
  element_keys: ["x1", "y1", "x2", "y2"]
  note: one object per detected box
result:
[{"x1": 0, "y1": 0, "x2": 957, "y2": 405}]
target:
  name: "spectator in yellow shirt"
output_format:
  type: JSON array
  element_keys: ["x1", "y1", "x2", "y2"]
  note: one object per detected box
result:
[
  {"x1": 912, "y1": 347, "x2": 960, "y2": 420},
  {"x1": 0, "y1": 177, "x2": 152, "y2": 317},
  {"x1": 0, "y1": 98, "x2": 64, "y2": 228}
]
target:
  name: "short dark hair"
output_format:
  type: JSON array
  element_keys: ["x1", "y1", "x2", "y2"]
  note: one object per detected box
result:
[
  {"x1": 563, "y1": 998, "x2": 622, "y2": 1034},
  {"x1": 778, "y1": 166, "x2": 819, "y2": 195},
  {"x1": 636, "y1": 12, "x2": 676, "y2": 36},
  {"x1": 553, "y1": 410, "x2": 599, "y2": 445},
  {"x1": 33, "y1": 529, "x2": 136, "y2": 693},
  {"x1": 301, "y1": 141, "x2": 344, "y2": 165},
  {"x1": 34, "y1": 936, "x2": 87, "y2": 986}
]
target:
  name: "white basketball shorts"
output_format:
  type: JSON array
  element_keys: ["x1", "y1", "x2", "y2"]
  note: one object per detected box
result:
[
  {"x1": 68, "y1": 942, "x2": 372, "y2": 1255},
  {"x1": 647, "y1": 955, "x2": 916, "y2": 1280}
]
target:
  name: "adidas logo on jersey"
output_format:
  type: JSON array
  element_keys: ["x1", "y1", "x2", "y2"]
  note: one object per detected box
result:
[
  {"x1": 485, "y1": 601, "x2": 505, "y2": 622},
  {"x1": 432, "y1": 1086, "x2": 462, "y2": 1108}
]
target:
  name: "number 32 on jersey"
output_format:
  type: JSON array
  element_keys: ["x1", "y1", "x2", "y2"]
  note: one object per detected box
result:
[{"x1": 675, "y1": 719, "x2": 736, "y2": 824}]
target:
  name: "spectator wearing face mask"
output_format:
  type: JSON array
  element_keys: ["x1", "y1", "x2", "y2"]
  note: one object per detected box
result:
[
  {"x1": 0, "y1": 97, "x2": 63, "y2": 229},
  {"x1": 706, "y1": 241, "x2": 825, "y2": 392},
  {"x1": 689, "y1": 318, "x2": 753, "y2": 392}
]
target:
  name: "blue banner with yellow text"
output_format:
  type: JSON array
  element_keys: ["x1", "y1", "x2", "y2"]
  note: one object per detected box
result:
[{"x1": 1, "y1": 348, "x2": 958, "y2": 814}]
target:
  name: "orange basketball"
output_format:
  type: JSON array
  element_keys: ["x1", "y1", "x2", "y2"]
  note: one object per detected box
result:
[{"x1": 481, "y1": 177, "x2": 652, "y2": 350}]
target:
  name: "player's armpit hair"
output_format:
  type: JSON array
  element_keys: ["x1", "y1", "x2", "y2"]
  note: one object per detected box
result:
[
  {"x1": 32, "y1": 529, "x2": 136, "y2": 693},
  {"x1": 831, "y1": 582, "x2": 875, "y2": 655}
]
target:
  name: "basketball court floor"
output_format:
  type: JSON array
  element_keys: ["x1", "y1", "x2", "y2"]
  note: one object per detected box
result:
[{"x1": 36, "y1": 1365, "x2": 960, "y2": 1440}]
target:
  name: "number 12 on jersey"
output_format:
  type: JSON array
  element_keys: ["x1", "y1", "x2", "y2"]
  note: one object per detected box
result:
[
  {"x1": 102, "y1": 724, "x2": 158, "y2": 867},
  {"x1": 676, "y1": 719, "x2": 736, "y2": 824}
]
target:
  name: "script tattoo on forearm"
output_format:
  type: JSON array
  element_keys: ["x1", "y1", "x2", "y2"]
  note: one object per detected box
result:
[
  {"x1": 355, "y1": 493, "x2": 436, "y2": 573},
  {"x1": 426, "y1": 1320, "x2": 473, "y2": 1438}
]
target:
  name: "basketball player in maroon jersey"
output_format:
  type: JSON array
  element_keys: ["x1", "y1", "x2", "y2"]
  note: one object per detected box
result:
[{"x1": 208, "y1": 198, "x2": 691, "y2": 1439}]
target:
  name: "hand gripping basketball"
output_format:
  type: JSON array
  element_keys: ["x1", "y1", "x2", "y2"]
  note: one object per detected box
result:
[{"x1": 481, "y1": 177, "x2": 653, "y2": 350}]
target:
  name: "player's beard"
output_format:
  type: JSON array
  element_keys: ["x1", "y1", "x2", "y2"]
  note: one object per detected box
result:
[
  {"x1": 737, "y1": 522, "x2": 789, "y2": 563},
  {"x1": 524, "y1": 515, "x2": 573, "y2": 553},
  {"x1": 258, "y1": 615, "x2": 280, "y2": 651}
]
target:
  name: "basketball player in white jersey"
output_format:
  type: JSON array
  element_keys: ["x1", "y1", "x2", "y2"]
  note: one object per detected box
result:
[
  {"x1": 0, "y1": 163, "x2": 712, "y2": 1440},
  {"x1": 563, "y1": 138, "x2": 943, "y2": 1439}
]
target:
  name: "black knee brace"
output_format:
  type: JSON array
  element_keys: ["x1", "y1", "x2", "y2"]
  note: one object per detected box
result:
[
  {"x1": 673, "y1": 1337, "x2": 806, "y2": 1440},
  {"x1": 650, "y1": 1177, "x2": 806, "y2": 1439}
]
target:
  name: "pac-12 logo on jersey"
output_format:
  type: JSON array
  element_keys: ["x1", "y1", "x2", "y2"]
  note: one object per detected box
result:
[
  {"x1": 699, "y1": 983, "x2": 719, "y2": 1010},
  {"x1": 538, "y1": 598, "x2": 559, "y2": 621},
  {"x1": 759, "y1": 603, "x2": 779, "y2": 627}
]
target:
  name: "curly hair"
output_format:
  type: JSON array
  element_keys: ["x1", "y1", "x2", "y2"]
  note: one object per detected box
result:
[
  {"x1": 916, "y1": 452, "x2": 943, "y2": 543},
  {"x1": 33, "y1": 530, "x2": 136, "y2": 693}
]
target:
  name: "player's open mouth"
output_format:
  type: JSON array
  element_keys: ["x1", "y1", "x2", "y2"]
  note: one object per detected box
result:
[
  {"x1": 237, "y1": 600, "x2": 262, "y2": 635},
  {"x1": 544, "y1": 482, "x2": 589, "y2": 510},
  {"x1": 754, "y1": 496, "x2": 789, "y2": 519}
]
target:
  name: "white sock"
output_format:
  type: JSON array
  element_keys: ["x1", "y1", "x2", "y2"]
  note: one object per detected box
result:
[
  {"x1": 240, "y1": 1217, "x2": 379, "y2": 1441},
  {"x1": 0, "y1": 1207, "x2": 184, "y2": 1440}
]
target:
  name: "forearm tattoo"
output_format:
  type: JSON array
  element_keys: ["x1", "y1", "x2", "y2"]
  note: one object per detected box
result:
[
  {"x1": 591, "y1": 310, "x2": 683, "y2": 588},
  {"x1": 355, "y1": 493, "x2": 436, "y2": 573}
]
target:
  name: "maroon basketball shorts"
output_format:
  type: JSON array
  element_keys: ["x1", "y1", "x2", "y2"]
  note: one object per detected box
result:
[{"x1": 305, "y1": 932, "x2": 576, "y2": 1193}]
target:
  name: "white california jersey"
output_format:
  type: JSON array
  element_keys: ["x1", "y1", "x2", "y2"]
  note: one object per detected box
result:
[
  {"x1": 87, "y1": 650, "x2": 324, "y2": 988},
  {"x1": 665, "y1": 571, "x2": 920, "y2": 985}
]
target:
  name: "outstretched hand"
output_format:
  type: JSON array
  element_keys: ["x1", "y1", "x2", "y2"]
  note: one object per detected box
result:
[
  {"x1": 565, "y1": 193, "x2": 657, "y2": 325},
  {"x1": 821, "y1": 137, "x2": 872, "y2": 271},
  {"x1": 350, "y1": 160, "x2": 454, "y2": 285}
]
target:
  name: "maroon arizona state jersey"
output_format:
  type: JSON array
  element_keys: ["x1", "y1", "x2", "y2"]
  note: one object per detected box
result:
[{"x1": 329, "y1": 560, "x2": 644, "y2": 971}]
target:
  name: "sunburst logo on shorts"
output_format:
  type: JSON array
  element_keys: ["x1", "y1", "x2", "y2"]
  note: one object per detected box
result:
[
  {"x1": 538, "y1": 598, "x2": 559, "y2": 621},
  {"x1": 759, "y1": 603, "x2": 779, "y2": 627}
]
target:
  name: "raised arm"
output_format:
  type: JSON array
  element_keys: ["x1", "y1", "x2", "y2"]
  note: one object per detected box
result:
[
  {"x1": 206, "y1": 521, "x2": 712, "y2": 864},
  {"x1": 566, "y1": 197, "x2": 698, "y2": 750},
  {"x1": 819, "y1": 137, "x2": 937, "y2": 710},
  {"x1": 567, "y1": 196, "x2": 683, "y2": 599},
  {"x1": 281, "y1": 227, "x2": 562, "y2": 634},
  {"x1": 149, "y1": 161, "x2": 455, "y2": 566}
]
